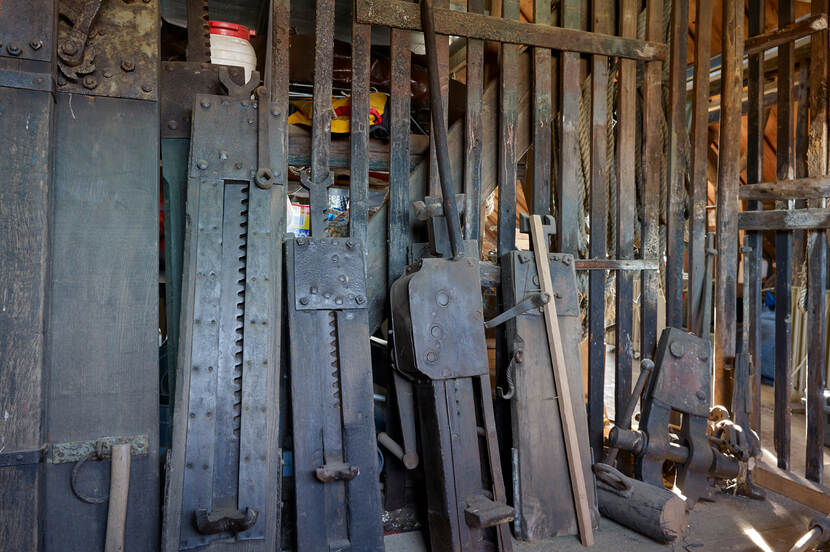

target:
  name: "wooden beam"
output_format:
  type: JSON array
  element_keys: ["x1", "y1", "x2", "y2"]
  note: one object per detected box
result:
[
  {"x1": 354, "y1": 0, "x2": 666, "y2": 61},
  {"x1": 464, "y1": 0, "x2": 485, "y2": 240},
  {"x1": 744, "y1": 14, "x2": 827, "y2": 55},
  {"x1": 755, "y1": 461, "x2": 830, "y2": 512},
  {"x1": 738, "y1": 208, "x2": 830, "y2": 230},
  {"x1": 740, "y1": 177, "x2": 830, "y2": 200}
]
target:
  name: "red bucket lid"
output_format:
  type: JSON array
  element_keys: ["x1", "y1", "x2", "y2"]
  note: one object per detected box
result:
[{"x1": 209, "y1": 20, "x2": 256, "y2": 41}]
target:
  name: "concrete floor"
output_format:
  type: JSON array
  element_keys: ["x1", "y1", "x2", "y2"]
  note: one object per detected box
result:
[{"x1": 384, "y1": 487, "x2": 818, "y2": 551}]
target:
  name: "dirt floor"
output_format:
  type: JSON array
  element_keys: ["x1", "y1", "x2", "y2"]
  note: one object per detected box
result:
[{"x1": 384, "y1": 487, "x2": 819, "y2": 551}]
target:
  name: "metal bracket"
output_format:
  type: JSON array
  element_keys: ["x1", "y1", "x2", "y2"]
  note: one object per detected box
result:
[
  {"x1": 48, "y1": 434, "x2": 149, "y2": 464},
  {"x1": 254, "y1": 85, "x2": 275, "y2": 189},
  {"x1": 413, "y1": 194, "x2": 466, "y2": 221},
  {"x1": 0, "y1": 447, "x2": 46, "y2": 467},
  {"x1": 293, "y1": 237, "x2": 368, "y2": 310},
  {"x1": 218, "y1": 66, "x2": 259, "y2": 98},
  {"x1": 315, "y1": 462, "x2": 359, "y2": 483},
  {"x1": 194, "y1": 507, "x2": 258, "y2": 535}
]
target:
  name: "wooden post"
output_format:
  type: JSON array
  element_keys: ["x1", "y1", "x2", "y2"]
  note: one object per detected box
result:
[
  {"x1": 465, "y1": 0, "x2": 485, "y2": 240},
  {"x1": 558, "y1": 0, "x2": 581, "y2": 255},
  {"x1": 714, "y1": 0, "x2": 744, "y2": 407},
  {"x1": 498, "y1": 0, "x2": 520, "y2": 256},
  {"x1": 530, "y1": 0, "x2": 552, "y2": 218}
]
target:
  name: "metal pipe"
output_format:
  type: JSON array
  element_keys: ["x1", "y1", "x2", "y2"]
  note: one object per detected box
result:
[
  {"x1": 420, "y1": 0, "x2": 464, "y2": 259},
  {"x1": 604, "y1": 359, "x2": 654, "y2": 465}
]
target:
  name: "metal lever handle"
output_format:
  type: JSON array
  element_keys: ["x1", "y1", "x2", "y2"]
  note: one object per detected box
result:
[
  {"x1": 604, "y1": 358, "x2": 654, "y2": 466},
  {"x1": 484, "y1": 292, "x2": 550, "y2": 329}
]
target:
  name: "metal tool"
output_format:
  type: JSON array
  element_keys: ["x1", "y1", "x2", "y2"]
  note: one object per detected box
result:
[
  {"x1": 386, "y1": 1, "x2": 513, "y2": 549},
  {"x1": 789, "y1": 515, "x2": 830, "y2": 552}
]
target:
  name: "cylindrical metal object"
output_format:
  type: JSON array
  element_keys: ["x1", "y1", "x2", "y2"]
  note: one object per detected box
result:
[
  {"x1": 605, "y1": 359, "x2": 654, "y2": 465},
  {"x1": 377, "y1": 431, "x2": 418, "y2": 470}
]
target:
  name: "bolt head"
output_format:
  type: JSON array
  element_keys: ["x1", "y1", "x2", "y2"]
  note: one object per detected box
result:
[
  {"x1": 299, "y1": 297, "x2": 310, "y2": 305},
  {"x1": 670, "y1": 341, "x2": 685, "y2": 358},
  {"x1": 297, "y1": 237, "x2": 307, "y2": 247},
  {"x1": 29, "y1": 39, "x2": 42, "y2": 50},
  {"x1": 355, "y1": 295, "x2": 366, "y2": 304},
  {"x1": 696, "y1": 390, "x2": 707, "y2": 401},
  {"x1": 82, "y1": 76, "x2": 98, "y2": 89},
  {"x1": 120, "y1": 59, "x2": 135, "y2": 72},
  {"x1": 167, "y1": 120, "x2": 178, "y2": 130},
  {"x1": 200, "y1": 99, "x2": 211, "y2": 109},
  {"x1": 141, "y1": 84, "x2": 153, "y2": 93},
  {"x1": 196, "y1": 160, "x2": 208, "y2": 170},
  {"x1": 61, "y1": 40, "x2": 77, "y2": 55}
]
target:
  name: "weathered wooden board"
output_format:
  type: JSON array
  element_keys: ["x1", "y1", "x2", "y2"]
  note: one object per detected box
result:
[
  {"x1": 46, "y1": 94, "x2": 159, "y2": 551},
  {"x1": 0, "y1": 85, "x2": 52, "y2": 552}
]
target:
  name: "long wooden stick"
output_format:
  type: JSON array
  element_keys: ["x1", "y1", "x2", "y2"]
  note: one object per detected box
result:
[
  {"x1": 529, "y1": 214, "x2": 594, "y2": 547},
  {"x1": 105, "y1": 444, "x2": 131, "y2": 552}
]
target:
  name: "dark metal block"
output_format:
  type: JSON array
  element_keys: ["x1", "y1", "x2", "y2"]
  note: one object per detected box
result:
[
  {"x1": 293, "y1": 238, "x2": 369, "y2": 311},
  {"x1": 0, "y1": 0, "x2": 53, "y2": 63}
]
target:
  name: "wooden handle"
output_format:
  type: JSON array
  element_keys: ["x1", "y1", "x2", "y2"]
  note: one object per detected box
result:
[{"x1": 105, "y1": 444, "x2": 131, "y2": 552}]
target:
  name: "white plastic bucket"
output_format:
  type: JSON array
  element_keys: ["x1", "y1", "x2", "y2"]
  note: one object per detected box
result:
[{"x1": 209, "y1": 20, "x2": 257, "y2": 83}]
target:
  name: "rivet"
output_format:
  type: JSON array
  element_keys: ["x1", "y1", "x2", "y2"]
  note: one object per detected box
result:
[
  {"x1": 103, "y1": 70, "x2": 113, "y2": 78},
  {"x1": 29, "y1": 39, "x2": 42, "y2": 50},
  {"x1": 436, "y1": 291, "x2": 450, "y2": 307},
  {"x1": 234, "y1": 162, "x2": 243, "y2": 169},
  {"x1": 670, "y1": 341, "x2": 685, "y2": 358},
  {"x1": 696, "y1": 390, "x2": 706, "y2": 401},
  {"x1": 219, "y1": 151, "x2": 229, "y2": 160},
  {"x1": 141, "y1": 84, "x2": 153, "y2": 93},
  {"x1": 82, "y1": 75, "x2": 98, "y2": 89},
  {"x1": 300, "y1": 297, "x2": 310, "y2": 305},
  {"x1": 323, "y1": 292, "x2": 332, "y2": 299},
  {"x1": 167, "y1": 120, "x2": 178, "y2": 130},
  {"x1": 532, "y1": 275, "x2": 540, "y2": 286},
  {"x1": 425, "y1": 350, "x2": 438, "y2": 363},
  {"x1": 200, "y1": 99, "x2": 211, "y2": 109},
  {"x1": 430, "y1": 325, "x2": 443, "y2": 338},
  {"x1": 310, "y1": 286, "x2": 318, "y2": 294},
  {"x1": 335, "y1": 296, "x2": 344, "y2": 305},
  {"x1": 247, "y1": 118, "x2": 255, "y2": 125},
  {"x1": 197, "y1": 160, "x2": 208, "y2": 170},
  {"x1": 271, "y1": 108, "x2": 280, "y2": 117},
  {"x1": 6, "y1": 43, "x2": 20, "y2": 56},
  {"x1": 120, "y1": 59, "x2": 135, "y2": 72}
]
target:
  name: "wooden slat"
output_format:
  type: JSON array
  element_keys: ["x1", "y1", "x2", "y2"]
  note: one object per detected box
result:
[
  {"x1": 756, "y1": 461, "x2": 830, "y2": 512},
  {"x1": 587, "y1": 0, "x2": 611, "y2": 458},
  {"x1": 464, "y1": 0, "x2": 485, "y2": 240},
  {"x1": 388, "y1": 28, "x2": 412, "y2": 287},
  {"x1": 497, "y1": 0, "x2": 520, "y2": 256},
  {"x1": 616, "y1": 0, "x2": 637, "y2": 429},
  {"x1": 428, "y1": 0, "x2": 450, "y2": 198},
  {"x1": 350, "y1": 20, "x2": 371, "y2": 249},
  {"x1": 641, "y1": 0, "x2": 662, "y2": 363},
  {"x1": 714, "y1": 0, "x2": 744, "y2": 406},
  {"x1": 805, "y1": 0, "x2": 828, "y2": 485},
  {"x1": 530, "y1": 0, "x2": 551, "y2": 217},
  {"x1": 775, "y1": 0, "x2": 796, "y2": 471},
  {"x1": 687, "y1": 0, "x2": 713, "y2": 334},
  {"x1": 557, "y1": 1, "x2": 580, "y2": 255},
  {"x1": 746, "y1": 0, "x2": 765, "y2": 434},
  {"x1": 740, "y1": 177, "x2": 830, "y2": 200},
  {"x1": 529, "y1": 215, "x2": 594, "y2": 547},
  {"x1": 665, "y1": 0, "x2": 689, "y2": 329},
  {"x1": 354, "y1": 0, "x2": 666, "y2": 61},
  {"x1": 744, "y1": 13, "x2": 827, "y2": 55},
  {"x1": 309, "y1": 0, "x2": 335, "y2": 236}
]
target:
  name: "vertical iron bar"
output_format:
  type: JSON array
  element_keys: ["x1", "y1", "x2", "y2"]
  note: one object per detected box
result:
[
  {"x1": 641, "y1": 0, "x2": 662, "y2": 363},
  {"x1": 616, "y1": 0, "x2": 636, "y2": 427},
  {"x1": 428, "y1": 0, "x2": 450, "y2": 198},
  {"x1": 557, "y1": 0, "x2": 580, "y2": 255},
  {"x1": 464, "y1": 0, "x2": 485, "y2": 240},
  {"x1": 587, "y1": 0, "x2": 610, "y2": 457},
  {"x1": 310, "y1": 0, "x2": 335, "y2": 236},
  {"x1": 350, "y1": 20, "x2": 371, "y2": 248},
  {"x1": 531, "y1": 0, "x2": 552, "y2": 217},
  {"x1": 498, "y1": 0, "x2": 520, "y2": 256},
  {"x1": 775, "y1": 0, "x2": 795, "y2": 471},
  {"x1": 421, "y1": 0, "x2": 464, "y2": 258},
  {"x1": 805, "y1": 0, "x2": 828, "y2": 484},
  {"x1": 714, "y1": 0, "x2": 743, "y2": 407},
  {"x1": 746, "y1": 0, "x2": 765, "y2": 434},
  {"x1": 688, "y1": 0, "x2": 713, "y2": 335},
  {"x1": 666, "y1": 0, "x2": 689, "y2": 328}
]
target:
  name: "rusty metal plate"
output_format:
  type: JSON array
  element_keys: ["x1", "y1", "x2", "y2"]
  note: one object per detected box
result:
[
  {"x1": 48, "y1": 434, "x2": 149, "y2": 464},
  {"x1": 56, "y1": 0, "x2": 158, "y2": 100},
  {"x1": 292, "y1": 237, "x2": 368, "y2": 310},
  {"x1": 404, "y1": 257, "x2": 489, "y2": 380},
  {"x1": 160, "y1": 62, "x2": 245, "y2": 138},
  {"x1": 0, "y1": 0, "x2": 53, "y2": 63},
  {"x1": 511, "y1": 251, "x2": 579, "y2": 317},
  {"x1": 650, "y1": 328, "x2": 711, "y2": 417}
]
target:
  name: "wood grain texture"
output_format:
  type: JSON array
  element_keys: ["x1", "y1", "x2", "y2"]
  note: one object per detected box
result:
[{"x1": 0, "y1": 85, "x2": 52, "y2": 552}]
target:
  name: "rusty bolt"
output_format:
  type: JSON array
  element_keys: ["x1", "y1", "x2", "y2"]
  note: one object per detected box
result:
[
  {"x1": 167, "y1": 120, "x2": 178, "y2": 130},
  {"x1": 141, "y1": 84, "x2": 152, "y2": 93},
  {"x1": 299, "y1": 297, "x2": 310, "y2": 305},
  {"x1": 120, "y1": 59, "x2": 135, "y2": 72},
  {"x1": 196, "y1": 159, "x2": 208, "y2": 170},
  {"x1": 29, "y1": 39, "x2": 42, "y2": 50},
  {"x1": 7, "y1": 43, "x2": 21, "y2": 56},
  {"x1": 355, "y1": 295, "x2": 366, "y2": 305},
  {"x1": 61, "y1": 40, "x2": 77, "y2": 55},
  {"x1": 82, "y1": 75, "x2": 98, "y2": 89}
]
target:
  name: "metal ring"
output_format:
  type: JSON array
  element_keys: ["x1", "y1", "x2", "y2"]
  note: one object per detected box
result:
[{"x1": 71, "y1": 450, "x2": 109, "y2": 504}]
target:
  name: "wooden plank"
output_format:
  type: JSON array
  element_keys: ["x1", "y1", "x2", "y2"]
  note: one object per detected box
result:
[
  {"x1": 714, "y1": 0, "x2": 744, "y2": 406},
  {"x1": 0, "y1": 86, "x2": 51, "y2": 552},
  {"x1": 557, "y1": 0, "x2": 580, "y2": 256},
  {"x1": 309, "y1": 0, "x2": 335, "y2": 236},
  {"x1": 477, "y1": 375, "x2": 512, "y2": 550},
  {"x1": 428, "y1": 0, "x2": 450, "y2": 198},
  {"x1": 388, "y1": 28, "x2": 411, "y2": 286},
  {"x1": 775, "y1": 0, "x2": 796, "y2": 472},
  {"x1": 755, "y1": 461, "x2": 830, "y2": 512},
  {"x1": 805, "y1": 0, "x2": 828, "y2": 484},
  {"x1": 616, "y1": 0, "x2": 637, "y2": 428},
  {"x1": 587, "y1": 0, "x2": 611, "y2": 459},
  {"x1": 577, "y1": 259, "x2": 660, "y2": 271},
  {"x1": 744, "y1": 14, "x2": 827, "y2": 55},
  {"x1": 354, "y1": 0, "x2": 666, "y2": 61},
  {"x1": 464, "y1": 0, "x2": 485, "y2": 240},
  {"x1": 529, "y1": 215, "x2": 594, "y2": 547},
  {"x1": 48, "y1": 94, "x2": 159, "y2": 552},
  {"x1": 687, "y1": 0, "x2": 713, "y2": 333},
  {"x1": 666, "y1": 0, "x2": 689, "y2": 329},
  {"x1": 641, "y1": 0, "x2": 662, "y2": 362},
  {"x1": 740, "y1": 177, "x2": 830, "y2": 200},
  {"x1": 738, "y1": 208, "x2": 830, "y2": 230},
  {"x1": 350, "y1": 20, "x2": 371, "y2": 249},
  {"x1": 746, "y1": 0, "x2": 765, "y2": 434},
  {"x1": 497, "y1": 0, "x2": 520, "y2": 256},
  {"x1": 530, "y1": 0, "x2": 552, "y2": 217}
]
